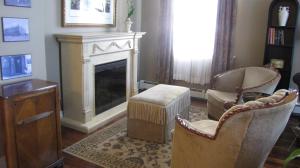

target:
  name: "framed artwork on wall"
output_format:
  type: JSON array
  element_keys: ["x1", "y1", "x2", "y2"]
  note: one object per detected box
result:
[
  {"x1": 0, "y1": 54, "x2": 32, "y2": 80},
  {"x1": 62, "y1": 0, "x2": 116, "y2": 27},
  {"x1": 1, "y1": 17, "x2": 30, "y2": 42},
  {"x1": 4, "y1": 0, "x2": 31, "y2": 8},
  {"x1": 270, "y1": 59, "x2": 285, "y2": 69}
]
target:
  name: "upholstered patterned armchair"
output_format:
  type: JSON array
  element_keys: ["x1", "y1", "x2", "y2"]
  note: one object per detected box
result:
[
  {"x1": 171, "y1": 90, "x2": 297, "y2": 168},
  {"x1": 207, "y1": 66, "x2": 281, "y2": 120}
]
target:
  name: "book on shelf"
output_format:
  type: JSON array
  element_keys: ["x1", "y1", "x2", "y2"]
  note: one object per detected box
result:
[{"x1": 268, "y1": 28, "x2": 285, "y2": 45}]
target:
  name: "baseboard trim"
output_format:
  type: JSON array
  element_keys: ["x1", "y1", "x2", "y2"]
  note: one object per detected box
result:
[
  {"x1": 191, "y1": 90, "x2": 207, "y2": 99},
  {"x1": 139, "y1": 80, "x2": 158, "y2": 90}
]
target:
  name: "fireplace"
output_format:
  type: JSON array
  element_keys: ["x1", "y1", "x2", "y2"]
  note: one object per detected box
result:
[
  {"x1": 56, "y1": 32, "x2": 145, "y2": 133},
  {"x1": 95, "y1": 59, "x2": 127, "y2": 115}
]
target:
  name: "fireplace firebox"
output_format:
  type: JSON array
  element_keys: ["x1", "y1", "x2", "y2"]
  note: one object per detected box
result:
[{"x1": 95, "y1": 59, "x2": 127, "y2": 115}]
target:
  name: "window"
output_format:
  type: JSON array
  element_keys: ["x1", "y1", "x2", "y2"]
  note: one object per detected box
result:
[{"x1": 173, "y1": 0, "x2": 218, "y2": 85}]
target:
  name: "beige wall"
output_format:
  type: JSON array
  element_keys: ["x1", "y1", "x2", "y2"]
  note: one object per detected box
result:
[
  {"x1": 233, "y1": 0, "x2": 272, "y2": 68},
  {"x1": 0, "y1": 0, "x2": 47, "y2": 85}
]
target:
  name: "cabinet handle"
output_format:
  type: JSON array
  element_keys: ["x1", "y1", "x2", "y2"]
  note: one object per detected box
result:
[{"x1": 17, "y1": 111, "x2": 54, "y2": 126}]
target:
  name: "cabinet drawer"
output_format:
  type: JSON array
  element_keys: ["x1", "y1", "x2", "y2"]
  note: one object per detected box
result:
[
  {"x1": 14, "y1": 90, "x2": 55, "y2": 125},
  {"x1": 16, "y1": 112, "x2": 58, "y2": 168},
  {"x1": 14, "y1": 90, "x2": 59, "y2": 168}
]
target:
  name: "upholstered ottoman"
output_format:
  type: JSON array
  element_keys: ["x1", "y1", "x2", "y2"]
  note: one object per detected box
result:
[{"x1": 127, "y1": 84, "x2": 190, "y2": 143}]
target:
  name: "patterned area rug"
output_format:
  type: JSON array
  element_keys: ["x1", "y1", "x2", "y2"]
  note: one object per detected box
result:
[{"x1": 64, "y1": 105, "x2": 208, "y2": 168}]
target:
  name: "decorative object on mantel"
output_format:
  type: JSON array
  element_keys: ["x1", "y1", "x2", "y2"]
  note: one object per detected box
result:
[
  {"x1": 279, "y1": 6, "x2": 289, "y2": 26},
  {"x1": 125, "y1": 18, "x2": 133, "y2": 33},
  {"x1": 125, "y1": 0, "x2": 135, "y2": 32}
]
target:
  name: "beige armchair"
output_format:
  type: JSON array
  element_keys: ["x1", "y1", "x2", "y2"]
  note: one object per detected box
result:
[
  {"x1": 207, "y1": 66, "x2": 281, "y2": 120},
  {"x1": 171, "y1": 90, "x2": 297, "y2": 168}
]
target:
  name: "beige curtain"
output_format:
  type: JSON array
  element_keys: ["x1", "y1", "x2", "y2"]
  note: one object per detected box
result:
[
  {"x1": 156, "y1": 0, "x2": 174, "y2": 84},
  {"x1": 211, "y1": 0, "x2": 237, "y2": 77}
]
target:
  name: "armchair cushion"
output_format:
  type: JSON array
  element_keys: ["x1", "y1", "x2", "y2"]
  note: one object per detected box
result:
[
  {"x1": 190, "y1": 120, "x2": 218, "y2": 135},
  {"x1": 207, "y1": 89, "x2": 238, "y2": 119},
  {"x1": 207, "y1": 90, "x2": 238, "y2": 106}
]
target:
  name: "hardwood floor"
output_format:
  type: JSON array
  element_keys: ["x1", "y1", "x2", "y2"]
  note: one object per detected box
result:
[
  {"x1": 62, "y1": 98, "x2": 300, "y2": 168},
  {"x1": 62, "y1": 114, "x2": 126, "y2": 168},
  {"x1": 265, "y1": 116, "x2": 300, "y2": 168}
]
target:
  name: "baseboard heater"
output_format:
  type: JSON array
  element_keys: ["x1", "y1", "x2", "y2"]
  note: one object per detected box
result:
[{"x1": 138, "y1": 80, "x2": 207, "y2": 99}]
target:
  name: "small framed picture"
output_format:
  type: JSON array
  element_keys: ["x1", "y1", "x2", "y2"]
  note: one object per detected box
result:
[
  {"x1": 4, "y1": 0, "x2": 31, "y2": 8},
  {"x1": 270, "y1": 59, "x2": 284, "y2": 69},
  {"x1": 2, "y1": 17, "x2": 30, "y2": 42},
  {"x1": 0, "y1": 54, "x2": 32, "y2": 80}
]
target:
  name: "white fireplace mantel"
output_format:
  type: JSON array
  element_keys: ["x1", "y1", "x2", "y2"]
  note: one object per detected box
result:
[{"x1": 56, "y1": 32, "x2": 145, "y2": 133}]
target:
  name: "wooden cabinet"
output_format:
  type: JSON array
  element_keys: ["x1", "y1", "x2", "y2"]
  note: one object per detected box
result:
[
  {"x1": 264, "y1": 0, "x2": 299, "y2": 89},
  {"x1": 0, "y1": 79, "x2": 63, "y2": 168}
]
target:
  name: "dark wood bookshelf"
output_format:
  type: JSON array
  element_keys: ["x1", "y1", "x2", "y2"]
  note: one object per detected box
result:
[{"x1": 264, "y1": 0, "x2": 299, "y2": 89}]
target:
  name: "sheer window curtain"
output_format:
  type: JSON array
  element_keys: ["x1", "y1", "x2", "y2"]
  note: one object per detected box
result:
[{"x1": 173, "y1": 0, "x2": 219, "y2": 86}]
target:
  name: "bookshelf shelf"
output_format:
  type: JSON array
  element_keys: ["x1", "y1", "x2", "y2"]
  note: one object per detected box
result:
[
  {"x1": 270, "y1": 26, "x2": 296, "y2": 29},
  {"x1": 264, "y1": 0, "x2": 299, "y2": 89},
  {"x1": 268, "y1": 44, "x2": 293, "y2": 48}
]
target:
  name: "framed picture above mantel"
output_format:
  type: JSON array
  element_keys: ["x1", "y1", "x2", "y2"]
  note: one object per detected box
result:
[{"x1": 62, "y1": 0, "x2": 116, "y2": 27}]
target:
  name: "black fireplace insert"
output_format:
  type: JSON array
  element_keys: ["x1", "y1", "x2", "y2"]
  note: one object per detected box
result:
[{"x1": 95, "y1": 59, "x2": 127, "y2": 115}]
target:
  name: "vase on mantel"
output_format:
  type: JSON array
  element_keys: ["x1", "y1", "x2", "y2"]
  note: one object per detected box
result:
[
  {"x1": 278, "y1": 6, "x2": 289, "y2": 26},
  {"x1": 126, "y1": 18, "x2": 133, "y2": 33}
]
